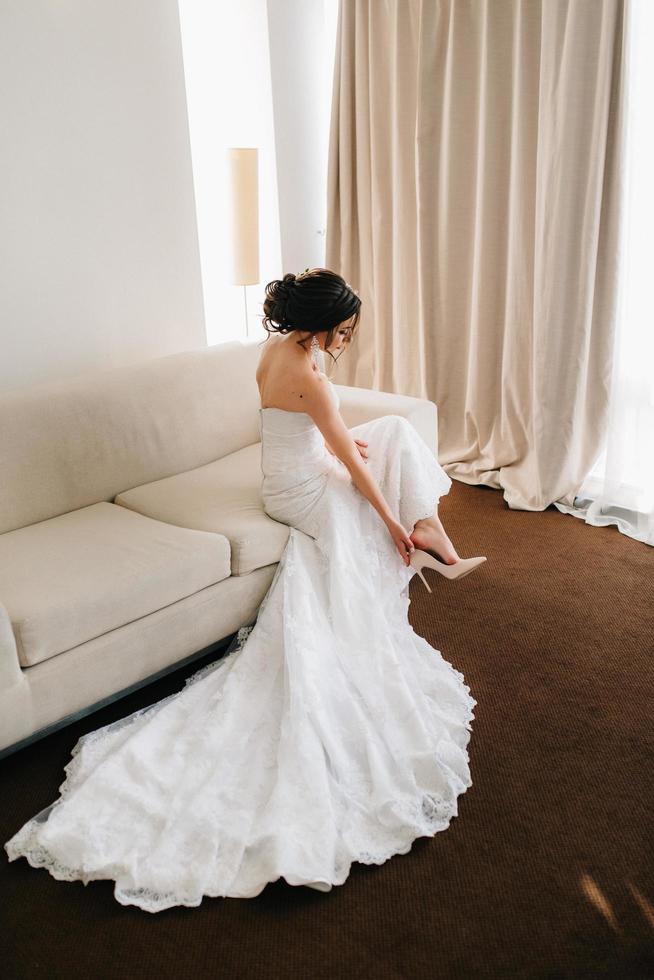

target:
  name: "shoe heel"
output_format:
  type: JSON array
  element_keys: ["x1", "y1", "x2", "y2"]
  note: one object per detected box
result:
[{"x1": 413, "y1": 564, "x2": 432, "y2": 593}]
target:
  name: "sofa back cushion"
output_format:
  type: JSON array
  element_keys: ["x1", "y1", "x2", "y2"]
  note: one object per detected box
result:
[{"x1": 0, "y1": 340, "x2": 263, "y2": 534}]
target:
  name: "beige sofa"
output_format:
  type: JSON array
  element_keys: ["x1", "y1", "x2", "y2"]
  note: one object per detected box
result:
[{"x1": 0, "y1": 340, "x2": 440, "y2": 757}]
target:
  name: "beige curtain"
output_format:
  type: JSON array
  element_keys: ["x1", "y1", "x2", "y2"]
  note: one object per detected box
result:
[{"x1": 326, "y1": 0, "x2": 629, "y2": 511}]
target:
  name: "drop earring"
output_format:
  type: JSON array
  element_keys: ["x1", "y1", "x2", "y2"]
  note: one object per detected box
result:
[{"x1": 310, "y1": 335, "x2": 320, "y2": 364}]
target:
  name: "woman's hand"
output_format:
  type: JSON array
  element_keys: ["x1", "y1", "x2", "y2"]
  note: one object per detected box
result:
[
  {"x1": 325, "y1": 438, "x2": 369, "y2": 459},
  {"x1": 386, "y1": 519, "x2": 416, "y2": 566}
]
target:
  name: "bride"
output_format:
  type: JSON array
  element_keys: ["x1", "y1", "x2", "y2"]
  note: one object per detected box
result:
[{"x1": 4, "y1": 268, "x2": 483, "y2": 912}]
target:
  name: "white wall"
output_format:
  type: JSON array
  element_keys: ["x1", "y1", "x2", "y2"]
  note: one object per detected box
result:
[{"x1": 0, "y1": 0, "x2": 205, "y2": 393}]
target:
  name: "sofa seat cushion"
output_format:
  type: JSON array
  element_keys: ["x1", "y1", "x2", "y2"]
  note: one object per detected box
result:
[
  {"x1": 0, "y1": 502, "x2": 232, "y2": 668},
  {"x1": 114, "y1": 442, "x2": 290, "y2": 577}
]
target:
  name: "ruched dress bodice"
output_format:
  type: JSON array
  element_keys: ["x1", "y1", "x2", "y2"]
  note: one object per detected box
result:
[{"x1": 259, "y1": 375, "x2": 341, "y2": 529}]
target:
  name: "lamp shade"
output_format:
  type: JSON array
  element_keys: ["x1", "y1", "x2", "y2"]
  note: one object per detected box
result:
[{"x1": 226, "y1": 147, "x2": 259, "y2": 285}]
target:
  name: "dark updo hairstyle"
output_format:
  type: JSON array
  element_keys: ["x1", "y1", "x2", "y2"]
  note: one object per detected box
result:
[{"x1": 260, "y1": 267, "x2": 361, "y2": 366}]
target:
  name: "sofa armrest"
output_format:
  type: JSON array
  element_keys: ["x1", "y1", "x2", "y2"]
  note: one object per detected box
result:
[{"x1": 333, "y1": 384, "x2": 439, "y2": 456}]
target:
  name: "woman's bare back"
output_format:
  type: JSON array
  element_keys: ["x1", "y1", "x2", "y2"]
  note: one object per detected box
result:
[{"x1": 256, "y1": 334, "x2": 325, "y2": 412}]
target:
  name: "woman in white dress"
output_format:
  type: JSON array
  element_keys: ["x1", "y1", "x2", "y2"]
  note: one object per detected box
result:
[{"x1": 5, "y1": 269, "x2": 483, "y2": 912}]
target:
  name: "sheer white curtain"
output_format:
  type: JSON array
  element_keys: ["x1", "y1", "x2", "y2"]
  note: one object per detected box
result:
[
  {"x1": 177, "y1": 0, "x2": 281, "y2": 345},
  {"x1": 177, "y1": 0, "x2": 339, "y2": 346},
  {"x1": 553, "y1": 0, "x2": 654, "y2": 546}
]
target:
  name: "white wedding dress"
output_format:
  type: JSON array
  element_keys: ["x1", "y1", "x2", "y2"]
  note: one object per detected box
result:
[{"x1": 4, "y1": 373, "x2": 477, "y2": 912}]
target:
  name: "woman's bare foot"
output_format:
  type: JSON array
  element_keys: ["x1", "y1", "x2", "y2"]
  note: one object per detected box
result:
[{"x1": 410, "y1": 517, "x2": 461, "y2": 565}]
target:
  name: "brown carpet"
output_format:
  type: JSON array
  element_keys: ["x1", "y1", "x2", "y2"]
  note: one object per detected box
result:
[{"x1": 1, "y1": 481, "x2": 652, "y2": 980}]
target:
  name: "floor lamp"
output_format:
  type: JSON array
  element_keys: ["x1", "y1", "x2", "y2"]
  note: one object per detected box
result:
[{"x1": 227, "y1": 147, "x2": 259, "y2": 338}]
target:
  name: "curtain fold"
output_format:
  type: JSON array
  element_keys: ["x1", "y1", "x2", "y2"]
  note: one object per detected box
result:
[{"x1": 326, "y1": 0, "x2": 629, "y2": 514}]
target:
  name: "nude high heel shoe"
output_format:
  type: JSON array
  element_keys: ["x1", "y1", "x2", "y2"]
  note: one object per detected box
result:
[{"x1": 409, "y1": 549, "x2": 486, "y2": 591}]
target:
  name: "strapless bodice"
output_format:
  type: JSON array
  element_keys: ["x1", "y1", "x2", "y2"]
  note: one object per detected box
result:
[{"x1": 258, "y1": 375, "x2": 340, "y2": 527}]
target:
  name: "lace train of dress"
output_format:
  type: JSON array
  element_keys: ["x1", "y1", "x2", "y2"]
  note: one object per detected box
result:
[{"x1": 4, "y1": 379, "x2": 477, "y2": 912}]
